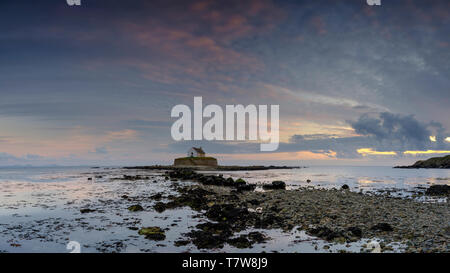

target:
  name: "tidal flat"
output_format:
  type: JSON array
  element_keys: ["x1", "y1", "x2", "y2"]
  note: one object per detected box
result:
[{"x1": 0, "y1": 167, "x2": 448, "y2": 253}]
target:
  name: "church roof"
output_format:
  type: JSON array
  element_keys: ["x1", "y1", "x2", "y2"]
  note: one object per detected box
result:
[{"x1": 192, "y1": 147, "x2": 205, "y2": 154}]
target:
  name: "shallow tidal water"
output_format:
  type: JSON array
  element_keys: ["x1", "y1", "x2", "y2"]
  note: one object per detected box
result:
[{"x1": 0, "y1": 166, "x2": 448, "y2": 253}]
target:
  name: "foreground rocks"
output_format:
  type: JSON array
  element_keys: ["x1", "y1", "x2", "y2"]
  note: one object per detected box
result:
[
  {"x1": 425, "y1": 185, "x2": 450, "y2": 196},
  {"x1": 147, "y1": 170, "x2": 449, "y2": 252},
  {"x1": 124, "y1": 165, "x2": 301, "y2": 171},
  {"x1": 138, "y1": 227, "x2": 166, "y2": 241},
  {"x1": 165, "y1": 169, "x2": 257, "y2": 192}
]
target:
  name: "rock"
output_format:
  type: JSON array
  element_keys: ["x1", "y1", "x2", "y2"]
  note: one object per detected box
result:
[
  {"x1": 371, "y1": 223, "x2": 393, "y2": 232},
  {"x1": 154, "y1": 202, "x2": 167, "y2": 213},
  {"x1": 235, "y1": 178, "x2": 246, "y2": 186},
  {"x1": 263, "y1": 181, "x2": 286, "y2": 190},
  {"x1": 174, "y1": 240, "x2": 190, "y2": 247},
  {"x1": 80, "y1": 208, "x2": 96, "y2": 213},
  {"x1": 138, "y1": 227, "x2": 166, "y2": 240},
  {"x1": 347, "y1": 226, "x2": 362, "y2": 237},
  {"x1": 196, "y1": 222, "x2": 233, "y2": 237},
  {"x1": 150, "y1": 193, "x2": 163, "y2": 200},
  {"x1": 206, "y1": 204, "x2": 249, "y2": 222},
  {"x1": 341, "y1": 184, "x2": 349, "y2": 190},
  {"x1": 187, "y1": 230, "x2": 226, "y2": 249},
  {"x1": 224, "y1": 177, "x2": 234, "y2": 186},
  {"x1": 307, "y1": 179, "x2": 311, "y2": 183},
  {"x1": 227, "y1": 235, "x2": 252, "y2": 249},
  {"x1": 308, "y1": 226, "x2": 345, "y2": 241},
  {"x1": 254, "y1": 214, "x2": 284, "y2": 228},
  {"x1": 425, "y1": 185, "x2": 450, "y2": 196},
  {"x1": 247, "y1": 232, "x2": 267, "y2": 243},
  {"x1": 127, "y1": 204, "x2": 144, "y2": 212},
  {"x1": 236, "y1": 183, "x2": 256, "y2": 192},
  {"x1": 87, "y1": 178, "x2": 92, "y2": 181}
]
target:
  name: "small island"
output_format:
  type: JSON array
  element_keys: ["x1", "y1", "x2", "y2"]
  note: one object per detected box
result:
[
  {"x1": 173, "y1": 147, "x2": 218, "y2": 167},
  {"x1": 124, "y1": 147, "x2": 300, "y2": 171},
  {"x1": 395, "y1": 155, "x2": 450, "y2": 169}
]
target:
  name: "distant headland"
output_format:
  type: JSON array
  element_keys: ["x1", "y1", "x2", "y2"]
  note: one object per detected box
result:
[{"x1": 395, "y1": 155, "x2": 450, "y2": 169}]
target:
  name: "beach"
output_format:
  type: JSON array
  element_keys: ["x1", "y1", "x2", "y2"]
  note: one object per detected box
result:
[{"x1": 0, "y1": 166, "x2": 448, "y2": 253}]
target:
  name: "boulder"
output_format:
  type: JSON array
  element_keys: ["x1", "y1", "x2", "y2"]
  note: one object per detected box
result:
[
  {"x1": 425, "y1": 185, "x2": 450, "y2": 196},
  {"x1": 263, "y1": 181, "x2": 286, "y2": 190},
  {"x1": 138, "y1": 227, "x2": 166, "y2": 240},
  {"x1": 127, "y1": 204, "x2": 144, "y2": 212}
]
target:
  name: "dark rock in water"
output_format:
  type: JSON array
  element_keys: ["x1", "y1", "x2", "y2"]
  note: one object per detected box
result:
[
  {"x1": 236, "y1": 183, "x2": 256, "y2": 192},
  {"x1": 165, "y1": 170, "x2": 256, "y2": 192},
  {"x1": 227, "y1": 235, "x2": 252, "y2": 249},
  {"x1": 196, "y1": 222, "x2": 233, "y2": 238},
  {"x1": 341, "y1": 184, "x2": 349, "y2": 190},
  {"x1": 80, "y1": 208, "x2": 96, "y2": 214},
  {"x1": 307, "y1": 179, "x2": 311, "y2": 183},
  {"x1": 206, "y1": 204, "x2": 249, "y2": 222},
  {"x1": 153, "y1": 202, "x2": 167, "y2": 213},
  {"x1": 174, "y1": 240, "x2": 190, "y2": 247},
  {"x1": 308, "y1": 226, "x2": 345, "y2": 241},
  {"x1": 234, "y1": 178, "x2": 246, "y2": 186},
  {"x1": 263, "y1": 181, "x2": 286, "y2": 190},
  {"x1": 425, "y1": 185, "x2": 450, "y2": 196},
  {"x1": 247, "y1": 232, "x2": 267, "y2": 243},
  {"x1": 347, "y1": 226, "x2": 362, "y2": 237},
  {"x1": 127, "y1": 204, "x2": 144, "y2": 212},
  {"x1": 225, "y1": 177, "x2": 234, "y2": 185},
  {"x1": 188, "y1": 230, "x2": 226, "y2": 249},
  {"x1": 87, "y1": 178, "x2": 92, "y2": 181},
  {"x1": 150, "y1": 193, "x2": 163, "y2": 201},
  {"x1": 371, "y1": 223, "x2": 393, "y2": 232},
  {"x1": 254, "y1": 214, "x2": 284, "y2": 229},
  {"x1": 138, "y1": 227, "x2": 166, "y2": 241},
  {"x1": 121, "y1": 195, "x2": 128, "y2": 199},
  {"x1": 128, "y1": 227, "x2": 139, "y2": 231}
]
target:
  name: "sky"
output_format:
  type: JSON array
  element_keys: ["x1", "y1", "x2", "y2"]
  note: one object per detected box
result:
[{"x1": 0, "y1": 0, "x2": 449, "y2": 166}]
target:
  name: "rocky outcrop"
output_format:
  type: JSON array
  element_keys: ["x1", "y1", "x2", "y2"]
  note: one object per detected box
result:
[
  {"x1": 124, "y1": 165, "x2": 301, "y2": 171},
  {"x1": 425, "y1": 185, "x2": 450, "y2": 196},
  {"x1": 395, "y1": 155, "x2": 450, "y2": 169},
  {"x1": 173, "y1": 157, "x2": 218, "y2": 167}
]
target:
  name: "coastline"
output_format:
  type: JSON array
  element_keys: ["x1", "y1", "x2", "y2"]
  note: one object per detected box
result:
[
  {"x1": 0, "y1": 166, "x2": 448, "y2": 253},
  {"x1": 123, "y1": 165, "x2": 303, "y2": 171}
]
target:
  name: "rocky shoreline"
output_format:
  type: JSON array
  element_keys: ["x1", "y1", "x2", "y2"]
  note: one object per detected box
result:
[
  {"x1": 123, "y1": 165, "x2": 301, "y2": 171},
  {"x1": 146, "y1": 170, "x2": 449, "y2": 252}
]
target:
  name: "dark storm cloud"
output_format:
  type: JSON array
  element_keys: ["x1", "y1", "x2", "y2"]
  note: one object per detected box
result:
[
  {"x1": 350, "y1": 112, "x2": 431, "y2": 148},
  {"x1": 164, "y1": 112, "x2": 449, "y2": 158}
]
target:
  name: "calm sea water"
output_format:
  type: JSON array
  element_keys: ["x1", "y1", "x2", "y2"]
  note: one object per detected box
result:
[{"x1": 0, "y1": 166, "x2": 448, "y2": 188}]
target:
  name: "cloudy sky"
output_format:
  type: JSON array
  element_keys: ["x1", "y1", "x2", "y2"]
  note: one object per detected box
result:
[{"x1": 0, "y1": 0, "x2": 449, "y2": 166}]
